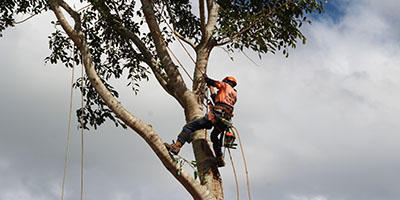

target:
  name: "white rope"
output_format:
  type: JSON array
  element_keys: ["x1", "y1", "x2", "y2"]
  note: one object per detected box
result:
[
  {"x1": 80, "y1": 58, "x2": 85, "y2": 200},
  {"x1": 61, "y1": 56, "x2": 75, "y2": 200}
]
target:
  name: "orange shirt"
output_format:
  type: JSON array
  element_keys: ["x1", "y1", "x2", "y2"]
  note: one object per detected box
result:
[{"x1": 214, "y1": 81, "x2": 237, "y2": 107}]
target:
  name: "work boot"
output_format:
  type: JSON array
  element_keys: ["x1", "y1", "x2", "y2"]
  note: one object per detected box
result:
[
  {"x1": 216, "y1": 155, "x2": 225, "y2": 167},
  {"x1": 164, "y1": 141, "x2": 183, "y2": 155}
]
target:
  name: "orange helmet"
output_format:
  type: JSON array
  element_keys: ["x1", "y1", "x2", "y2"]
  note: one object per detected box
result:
[{"x1": 223, "y1": 76, "x2": 237, "y2": 87}]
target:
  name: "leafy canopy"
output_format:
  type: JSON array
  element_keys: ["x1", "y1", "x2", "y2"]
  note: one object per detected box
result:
[{"x1": 1, "y1": 0, "x2": 325, "y2": 129}]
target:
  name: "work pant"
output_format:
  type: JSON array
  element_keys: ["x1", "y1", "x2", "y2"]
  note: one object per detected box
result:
[{"x1": 177, "y1": 114, "x2": 228, "y2": 156}]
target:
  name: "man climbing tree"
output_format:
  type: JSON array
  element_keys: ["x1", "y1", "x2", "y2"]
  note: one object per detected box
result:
[
  {"x1": 0, "y1": 0, "x2": 325, "y2": 199},
  {"x1": 165, "y1": 75, "x2": 237, "y2": 167}
]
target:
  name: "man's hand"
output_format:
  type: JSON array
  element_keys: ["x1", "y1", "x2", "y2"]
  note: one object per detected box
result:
[
  {"x1": 203, "y1": 75, "x2": 216, "y2": 86},
  {"x1": 208, "y1": 85, "x2": 216, "y2": 94}
]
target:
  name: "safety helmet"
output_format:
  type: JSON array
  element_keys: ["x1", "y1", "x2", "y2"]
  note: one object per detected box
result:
[{"x1": 223, "y1": 76, "x2": 237, "y2": 87}]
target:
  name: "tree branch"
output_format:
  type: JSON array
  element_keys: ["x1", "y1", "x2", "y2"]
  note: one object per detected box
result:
[
  {"x1": 215, "y1": 0, "x2": 292, "y2": 47},
  {"x1": 141, "y1": 0, "x2": 203, "y2": 118},
  {"x1": 174, "y1": 30, "x2": 196, "y2": 49},
  {"x1": 140, "y1": 0, "x2": 183, "y2": 82},
  {"x1": 89, "y1": 2, "x2": 172, "y2": 96},
  {"x1": 199, "y1": 0, "x2": 206, "y2": 36},
  {"x1": 200, "y1": 0, "x2": 219, "y2": 47}
]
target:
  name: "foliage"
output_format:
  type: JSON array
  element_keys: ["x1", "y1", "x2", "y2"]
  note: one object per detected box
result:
[
  {"x1": 46, "y1": 1, "x2": 151, "y2": 129},
  {"x1": 0, "y1": 0, "x2": 325, "y2": 130},
  {"x1": 216, "y1": 0, "x2": 325, "y2": 57},
  {"x1": 0, "y1": 0, "x2": 48, "y2": 36}
]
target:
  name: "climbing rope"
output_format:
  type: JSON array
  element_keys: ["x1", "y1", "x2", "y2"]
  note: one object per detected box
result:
[
  {"x1": 227, "y1": 148, "x2": 240, "y2": 200},
  {"x1": 148, "y1": 0, "x2": 197, "y2": 65},
  {"x1": 153, "y1": 29, "x2": 194, "y2": 82},
  {"x1": 61, "y1": 54, "x2": 76, "y2": 200},
  {"x1": 80, "y1": 58, "x2": 85, "y2": 200},
  {"x1": 61, "y1": 51, "x2": 86, "y2": 200},
  {"x1": 232, "y1": 125, "x2": 251, "y2": 200},
  {"x1": 147, "y1": 0, "x2": 209, "y2": 82}
]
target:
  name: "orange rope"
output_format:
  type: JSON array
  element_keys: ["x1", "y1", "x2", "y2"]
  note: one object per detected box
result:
[
  {"x1": 148, "y1": 0, "x2": 196, "y2": 64},
  {"x1": 228, "y1": 148, "x2": 240, "y2": 200},
  {"x1": 233, "y1": 125, "x2": 251, "y2": 200},
  {"x1": 147, "y1": 0, "x2": 209, "y2": 77},
  {"x1": 153, "y1": 30, "x2": 194, "y2": 81}
]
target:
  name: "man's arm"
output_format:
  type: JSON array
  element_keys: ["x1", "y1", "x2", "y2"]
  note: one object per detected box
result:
[{"x1": 205, "y1": 76, "x2": 217, "y2": 86}]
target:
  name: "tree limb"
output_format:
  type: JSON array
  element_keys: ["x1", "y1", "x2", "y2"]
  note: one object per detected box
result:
[
  {"x1": 199, "y1": 0, "x2": 206, "y2": 37},
  {"x1": 201, "y1": 0, "x2": 219, "y2": 46},
  {"x1": 141, "y1": 0, "x2": 203, "y2": 117},
  {"x1": 89, "y1": 2, "x2": 172, "y2": 96},
  {"x1": 140, "y1": 0, "x2": 183, "y2": 82}
]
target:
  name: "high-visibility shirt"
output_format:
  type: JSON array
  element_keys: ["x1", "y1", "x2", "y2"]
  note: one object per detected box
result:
[{"x1": 213, "y1": 81, "x2": 237, "y2": 108}]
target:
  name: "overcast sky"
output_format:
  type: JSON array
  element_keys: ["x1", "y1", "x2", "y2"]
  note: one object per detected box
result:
[{"x1": 1, "y1": 0, "x2": 400, "y2": 200}]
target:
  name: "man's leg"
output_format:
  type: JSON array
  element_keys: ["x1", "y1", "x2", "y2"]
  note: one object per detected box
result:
[
  {"x1": 210, "y1": 127, "x2": 226, "y2": 167},
  {"x1": 165, "y1": 116, "x2": 212, "y2": 155}
]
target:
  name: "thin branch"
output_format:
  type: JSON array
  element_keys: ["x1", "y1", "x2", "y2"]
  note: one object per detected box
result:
[
  {"x1": 77, "y1": 4, "x2": 92, "y2": 13},
  {"x1": 13, "y1": 7, "x2": 46, "y2": 24},
  {"x1": 199, "y1": 0, "x2": 206, "y2": 35},
  {"x1": 214, "y1": 0, "x2": 292, "y2": 47},
  {"x1": 241, "y1": 50, "x2": 260, "y2": 67},
  {"x1": 174, "y1": 30, "x2": 196, "y2": 50}
]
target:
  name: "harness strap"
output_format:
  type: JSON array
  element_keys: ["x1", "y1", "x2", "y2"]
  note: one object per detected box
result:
[{"x1": 208, "y1": 103, "x2": 233, "y2": 132}]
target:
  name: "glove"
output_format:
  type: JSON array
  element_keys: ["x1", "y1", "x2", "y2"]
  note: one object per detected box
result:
[{"x1": 204, "y1": 76, "x2": 215, "y2": 86}]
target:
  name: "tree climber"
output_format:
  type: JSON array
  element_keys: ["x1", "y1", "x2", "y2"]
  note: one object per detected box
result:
[{"x1": 165, "y1": 75, "x2": 237, "y2": 167}]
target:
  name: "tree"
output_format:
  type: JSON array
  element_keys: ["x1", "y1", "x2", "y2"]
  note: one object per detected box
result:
[{"x1": 0, "y1": 0, "x2": 324, "y2": 199}]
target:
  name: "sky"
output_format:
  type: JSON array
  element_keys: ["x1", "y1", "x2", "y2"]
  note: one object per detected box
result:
[{"x1": 0, "y1": 0, "x2": 400, "y2": 200}]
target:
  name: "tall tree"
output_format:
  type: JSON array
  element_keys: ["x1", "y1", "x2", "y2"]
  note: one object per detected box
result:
[{"x1": 0, "y1": 0, "x2": 324, "y2": 199}]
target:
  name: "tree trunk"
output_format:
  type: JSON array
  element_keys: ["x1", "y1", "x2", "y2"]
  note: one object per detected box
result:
[{"x1": 191, "y1": 45, "x2": 224, "y2": 200}]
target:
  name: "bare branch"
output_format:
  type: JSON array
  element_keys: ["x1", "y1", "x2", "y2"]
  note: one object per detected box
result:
[{"x1": 13, "y1": 7, "x2": 46, "y2": 25}]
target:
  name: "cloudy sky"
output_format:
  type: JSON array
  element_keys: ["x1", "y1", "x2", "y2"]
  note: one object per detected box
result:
[{"x1": 1, "y1": 0, "x2": 400, "y2": 200}]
